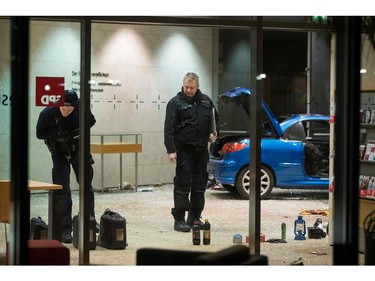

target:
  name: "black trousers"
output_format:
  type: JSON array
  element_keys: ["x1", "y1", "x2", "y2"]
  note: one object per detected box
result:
[
  {"x1": 51, "y1": 150, "x2": 95, "y2": 234},
  {"x1": 172, "y1": 145, "x2": 209, "y2": 218}
]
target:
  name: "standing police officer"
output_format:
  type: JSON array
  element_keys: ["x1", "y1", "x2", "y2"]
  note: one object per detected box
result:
[
  {"x1": 36, "y1": 89, "x2": 98, "y2": 243},
  {"x1": 164, "y1": 72, "x2": 219, "y2": 232}
]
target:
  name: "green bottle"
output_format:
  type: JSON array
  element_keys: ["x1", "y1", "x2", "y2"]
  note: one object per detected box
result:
[{"x1": 281, "y1": 222, "x2": 286, "y2": 241}]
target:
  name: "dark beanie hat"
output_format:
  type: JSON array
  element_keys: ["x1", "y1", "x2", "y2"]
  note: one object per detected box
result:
[{"x1": 63, "y1": 90, "x2": 78, "y2": 106}]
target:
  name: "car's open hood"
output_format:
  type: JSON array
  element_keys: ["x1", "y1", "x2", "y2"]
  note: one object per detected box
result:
[{"x1": 220, "y1": 87, "x2": 283, "y2": 137}]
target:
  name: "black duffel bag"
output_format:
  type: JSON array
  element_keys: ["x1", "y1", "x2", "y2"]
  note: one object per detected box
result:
[{"x1": 30, "y1": 216, "x2": 48, "y2": 240}]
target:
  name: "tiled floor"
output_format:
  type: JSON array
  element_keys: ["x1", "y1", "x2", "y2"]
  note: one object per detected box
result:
[{"x1": 0, "y1": 184, "x2": 366, "y2": 266}]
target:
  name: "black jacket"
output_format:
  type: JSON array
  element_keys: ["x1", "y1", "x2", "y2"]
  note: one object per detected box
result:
[
  {"x1": 36, "y1": 100, "x2": 96, "y2": 154},
  {"x1": 164, "y1": 89, "x2": 219, "y2": 154}
]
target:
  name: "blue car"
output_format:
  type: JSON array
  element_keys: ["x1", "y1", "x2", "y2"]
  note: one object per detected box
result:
[{"x1": 207, "y1": 87, "x2": 330, "y2": 199}]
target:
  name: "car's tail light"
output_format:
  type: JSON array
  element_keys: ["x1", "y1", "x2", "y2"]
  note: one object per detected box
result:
[{"x1": 221, "y1": 142, "x2": 248, "y2": 154}]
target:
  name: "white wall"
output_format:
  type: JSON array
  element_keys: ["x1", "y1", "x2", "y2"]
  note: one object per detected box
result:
[{"x1": 0, "y1": 19, "x2": 219, "y2": 191}]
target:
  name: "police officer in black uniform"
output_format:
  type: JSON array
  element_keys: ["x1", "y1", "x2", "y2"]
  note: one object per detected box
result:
[
  {"x1": 164, "y1": 72, "x2": 219, "y2": 232},
  {"x1": 36, "y1": 89, "x2": 98, "y2": 243}
]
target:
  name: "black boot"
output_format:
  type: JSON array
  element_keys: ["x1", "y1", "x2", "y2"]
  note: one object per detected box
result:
[
  {"x1": 61, "y1": 232, "x2": 72, "y2": 243},
  {"x1": 174, "y1": 220, "x2": 191, "y2": 232},
  {"x1": 187, "y1": 210, "x2": 204, "y2": 229},
  {"x1": 171, "y1": 208, "x2": 190, "y2": 232},
  {"x1": 95, "y1": 221, "x2": 100, "y2": 233}
]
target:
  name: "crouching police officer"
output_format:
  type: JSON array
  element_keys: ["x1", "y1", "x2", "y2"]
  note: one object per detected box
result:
[{"x1": 36, "y1": 89, "x2": 99, "y2": 243}]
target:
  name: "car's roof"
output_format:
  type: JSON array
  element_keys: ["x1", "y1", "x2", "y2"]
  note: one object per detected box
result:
[{"x1": 279, "y1": 114, "x2": 330, "y2": 131}]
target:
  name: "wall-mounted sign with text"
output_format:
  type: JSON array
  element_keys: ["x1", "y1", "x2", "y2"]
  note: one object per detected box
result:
[{"x1": 35, "y1": 76, "x2": 65, "y2": 106}]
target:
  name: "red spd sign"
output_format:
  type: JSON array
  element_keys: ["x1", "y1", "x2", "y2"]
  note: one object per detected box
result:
[{"x1": 35, "y1": 77, "x2": 65, "y2": 106}]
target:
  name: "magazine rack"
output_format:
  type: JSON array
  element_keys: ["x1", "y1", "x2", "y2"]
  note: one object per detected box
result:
[{"x1": 359, "y1": 123, "x2": 375, "y2": 254}]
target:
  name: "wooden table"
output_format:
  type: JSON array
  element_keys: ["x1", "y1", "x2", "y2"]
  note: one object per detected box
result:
[
  {"x1": 91, "y1": 133, "x2": 142, "y2": 192},
  {"x1": 27, "y1": 180, "x2": 62, "y2": 191},
  {"x1": 0, "y1": 180, "x2": 63, "y2": 240}
]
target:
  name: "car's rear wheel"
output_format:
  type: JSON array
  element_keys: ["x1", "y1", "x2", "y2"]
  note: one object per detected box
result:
[{"x1": 235, "y1": 166, "x2": 274, "y2": 200}]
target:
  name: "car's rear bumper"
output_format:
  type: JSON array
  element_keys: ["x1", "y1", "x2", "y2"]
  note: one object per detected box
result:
[{"x1": 207, "y1": 158, "x2": 240, "y2": 184}]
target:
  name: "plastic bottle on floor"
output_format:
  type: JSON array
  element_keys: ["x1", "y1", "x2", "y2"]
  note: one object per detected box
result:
[
  {"x1": 192, "y1": 220, "x2": 201, "y2": 245},
  {"x1": 281, "y1": 222, "x2": 286, "y2": 241},
  {"x1": 203, "y1": 219, "x2": 211, "y2": 245}
]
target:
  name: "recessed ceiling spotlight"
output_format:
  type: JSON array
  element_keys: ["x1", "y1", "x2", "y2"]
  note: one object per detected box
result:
[{"x1": 256, "y1": 73, "x2": 266, "y2": 80}]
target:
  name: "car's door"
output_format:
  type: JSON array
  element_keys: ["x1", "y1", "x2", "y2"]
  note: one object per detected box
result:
[
  {"x1": 281, "y1": 118, "x2": 330, "y2": 180},
  {"x1": 263, "y1": 120, "x2": 306, "y2": 185}
]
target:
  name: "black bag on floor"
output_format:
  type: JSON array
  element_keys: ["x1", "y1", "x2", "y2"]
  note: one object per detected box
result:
[
  {"x1": 98, "y1": 208, "x2": 127, "y2": 249},
  {"x1": 30, "y1": 216, "x2": 48, "y2": 240},
  {"x1": 72, "y1": 214, "x2": 97, "y2": 250}
]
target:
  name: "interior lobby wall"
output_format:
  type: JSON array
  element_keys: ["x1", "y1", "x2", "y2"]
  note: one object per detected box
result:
[
  {"x1": 0, "y1": 19, "x2": 11, "y2": 181},
  {"x1": 0, "y1": 19, "x2": 218, "y2": 190}
]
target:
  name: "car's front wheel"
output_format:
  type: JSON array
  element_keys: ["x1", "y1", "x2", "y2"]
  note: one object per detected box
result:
[{"x1": 235, "y1": 166, "x2": 274, "y2": 200}]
